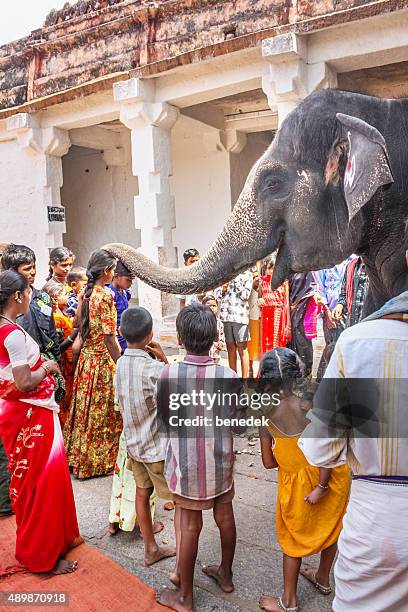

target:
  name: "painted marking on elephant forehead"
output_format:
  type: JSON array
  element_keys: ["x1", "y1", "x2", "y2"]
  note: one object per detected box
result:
[{"x1": 296, "y1": 170, "x2": 309, "y2": 182}]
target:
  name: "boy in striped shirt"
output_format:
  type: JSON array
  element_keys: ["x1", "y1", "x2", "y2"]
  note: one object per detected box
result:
[{"x1": 156, "y1": 303, "x2": 245, "y2": 612}]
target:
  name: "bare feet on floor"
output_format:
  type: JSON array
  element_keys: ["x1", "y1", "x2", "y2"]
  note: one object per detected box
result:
[
  {"x1": 51, "y1": 558, "x2": 78, "y2": 575},
  {"x1": 108, "y1": 522, "x2": 120, "y2": 535},
  {"x1": 144, "y1": 544, "x2": 176, "y2": 566},
  {"x1": 156, "y1": 587, "x2": 193, "y2": 612},
  {"x1": 300, "y1": 566, "x2": 332, "y2": 594},
  {"x1": 202, "y1": 565, "x2": 234, "y2": 593},
  {"x1": 259, "y1": 595, "x2": 298, "y2": 612},
  {"x1": 68, "y1": 535, "x2": 84, "y2": 549},
  {"x1": 169, "y1": 571, "x2": 180, "y2": 588},
  {"x1": 152, "y1": 521, "x2": 164, "y2": 534},
  {"x1": 138, "y1": 521, "x2": 164, "y2": 538}
]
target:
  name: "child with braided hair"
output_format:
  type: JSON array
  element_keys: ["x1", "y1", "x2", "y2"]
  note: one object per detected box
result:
[
  {"x1": 63, "y1": 249, "x2": 122, "y2": 479},
  {"x1": 46, "y1": 246, "x2": 75, "y2": 286},
  {"x1": 258, "y1": 348, "x2": 350, "y2": 612}
]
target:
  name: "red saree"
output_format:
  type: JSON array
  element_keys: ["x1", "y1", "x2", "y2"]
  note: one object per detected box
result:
[
  {"x1": 259, "y1": 277, "x2": 291, "y2": 356},
  {"x1": 0, "y1": 323, "x2": 79, "y2": 574}
]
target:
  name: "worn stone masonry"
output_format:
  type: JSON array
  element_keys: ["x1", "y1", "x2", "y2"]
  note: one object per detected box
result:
[{"x1": 1, "y1": 0, "x2": 407, "y2": 113}]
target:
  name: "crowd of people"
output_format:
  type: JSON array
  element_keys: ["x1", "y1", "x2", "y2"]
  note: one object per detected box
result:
[
  {"x1": 0, "y1": 237, "x2": 406, "y2": 612},
  {"x1": 182, "y1": 248, "x2": 369, "y2": 380}
]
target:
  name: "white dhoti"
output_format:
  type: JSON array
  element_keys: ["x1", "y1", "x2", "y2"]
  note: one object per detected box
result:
[{"x1": 333, "y1": 480, "x2": 408, "y2": 611}]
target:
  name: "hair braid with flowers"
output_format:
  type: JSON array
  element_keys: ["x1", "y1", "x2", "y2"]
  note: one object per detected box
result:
[{"x1": 80, "y1": 249, "x2": 116, "y2": 342}]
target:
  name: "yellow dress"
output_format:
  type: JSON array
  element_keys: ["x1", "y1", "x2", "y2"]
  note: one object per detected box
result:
[{"x1": 267, "y1": 421, "x2": 350, "y2": 558}]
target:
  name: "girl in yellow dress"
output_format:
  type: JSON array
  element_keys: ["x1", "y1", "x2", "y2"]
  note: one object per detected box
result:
[{"x1": 258, "y1": 348, "x2": 350, "y2": 612}]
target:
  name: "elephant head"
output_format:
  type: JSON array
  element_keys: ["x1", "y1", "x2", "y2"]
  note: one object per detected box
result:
[{"x1": 105, "y1": 89, "x2": 402, "y2": 309}]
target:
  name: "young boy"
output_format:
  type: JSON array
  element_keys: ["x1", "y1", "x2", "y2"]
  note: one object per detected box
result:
[
  {"x1": 1, "y1": 243, "x2": 61, "y2": 365},
  {"x1": 202, "y1": 293, "x2": 225, "y2": 363},
  {"x1": 156, "y1": 303, "x2": 245, "y2": 612},
  {"x1": 115, "y1": 307, "x2": 176, "y2": 566},
  {"x1": 107, "y1": 261, "x2": 135, "y2": 353},
  {"x1": 65, "y1": 267, "x2": 87, "y2": 318},
  {"x1": 177, "y1": 248, "x2": 200, "y2": 310},
  {"x1": 215, "y1": 269, "x2": 253, "y2": 378}
]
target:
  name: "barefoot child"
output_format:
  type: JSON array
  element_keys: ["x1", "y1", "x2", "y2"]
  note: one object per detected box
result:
[
  {"x1": 258, "y1": 348, "x2": 350, "y2": 612},
  {"x1": 113, "y1": 306, "x2": 176, "y2": 566},
  {"x1": 155, "y1": 303, "x2": 245, "y2": 612}
]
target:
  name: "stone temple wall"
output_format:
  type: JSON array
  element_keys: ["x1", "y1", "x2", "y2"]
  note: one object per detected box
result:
[{"x1": 1, "y1": 0, "x2": 406, "y2": 112}]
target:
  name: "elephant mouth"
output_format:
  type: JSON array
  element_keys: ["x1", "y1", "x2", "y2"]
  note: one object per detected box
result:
[{"x1": 271, "y1": 236, "x2": 291, "y2": 289}]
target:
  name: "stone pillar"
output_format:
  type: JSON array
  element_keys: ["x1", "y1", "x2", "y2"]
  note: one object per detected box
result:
[
  {"x1": 4, "y1": 113, "x2": 70, "y2": 282},
  {"x1": 113, "y1": 78, "x2": 179, "y2": 334},
  {"x1": 262, "y1": 33, "x2": 337, "y2": 126}
]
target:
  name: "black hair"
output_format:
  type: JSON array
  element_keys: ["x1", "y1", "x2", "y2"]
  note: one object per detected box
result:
[
  {"x1": 0, "y1": 271, "x2": 29, "y2": 313},
  {"x1": 67, "y1": 266, "x2": 87, "y2": 285},
  {"x1": 176, "y1": 302, "x2": 217, "y2": 354},
  {"x1": 1, "y1": 244, "x2": 36, "y2": 271},
  {"x1": 81, "y1": 249, "x2": 116, "y2": 342},
  {"x1": 258, "y1": 348, "x2": 304, "y2": 395},
  {"x1": 120, "y1": 307, "x2": 153, "y2": 343},
  {"x1": 115, "y1": 261, "x2": 134, "y2": 278},
  {"x1": 183, "y1": 248, "x2": 199, "y2": 262},
  {"x1": 47, "y1": 246, "x2": 75, "y2": 281}
]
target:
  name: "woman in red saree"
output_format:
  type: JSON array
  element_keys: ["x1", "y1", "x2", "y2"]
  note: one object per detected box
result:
[
  {"x1": 0, "y1": 270, "x2": 80, "y2": 574},
  {"x1": 259, "y1": 257, "x2": 291, "y2": 357}
]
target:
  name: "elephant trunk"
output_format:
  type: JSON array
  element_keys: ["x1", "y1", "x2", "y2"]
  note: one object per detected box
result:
[{"x1": 103, "y1": 184, "x2": 273, "y2": 294}]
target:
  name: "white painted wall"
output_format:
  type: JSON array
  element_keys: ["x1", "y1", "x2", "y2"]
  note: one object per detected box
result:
[
  {"x1": 0, "y1": 138, "x2": 53, "y2": 284},
  {"x1": 61, "y1": 136, "x2": 139, "y2": 268},
  {"x1": 171, "y1": 116, "x2": 232, "y2": 266}
]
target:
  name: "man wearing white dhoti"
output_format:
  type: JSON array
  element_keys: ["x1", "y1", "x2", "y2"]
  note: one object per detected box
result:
[{"x1": 299, "y1": 286, "x2": 408, "y2": 612}]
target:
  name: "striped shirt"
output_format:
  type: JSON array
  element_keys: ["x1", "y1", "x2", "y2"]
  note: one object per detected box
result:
[
  {"x1": 299, "y1": 319, "x2": 408, "y2": 476},
  {"x1": 115, "y1": 348, "x2": 166, "y2": 463},
  {"x1": 155, "y1": 355, "x2": 245, "y2": 500}
]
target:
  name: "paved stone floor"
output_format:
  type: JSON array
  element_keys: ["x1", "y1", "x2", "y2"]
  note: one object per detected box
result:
[{"x1": 72, "y1": 436, "x2": 334, "y2": 612}]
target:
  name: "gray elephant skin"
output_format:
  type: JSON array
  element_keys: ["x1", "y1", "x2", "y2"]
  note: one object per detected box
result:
[{"x1": 104, "y1": 89, "x2": 408, "y2": 314}]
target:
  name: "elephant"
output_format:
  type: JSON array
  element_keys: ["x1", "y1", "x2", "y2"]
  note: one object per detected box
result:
[{"x1": 104, "y1": 89, "x2": 408, "y2": 315}]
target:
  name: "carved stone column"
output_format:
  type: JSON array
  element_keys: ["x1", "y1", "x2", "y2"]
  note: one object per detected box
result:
[
  {"x1": 262, "y1": 33, "x2": 338, "y2": 126},
  {"x1": 5, "y1": 113, "x2": 70, "y2": 281},
  {"x1": 113, "y1": 77, "x2": 179, "y2": 332}
]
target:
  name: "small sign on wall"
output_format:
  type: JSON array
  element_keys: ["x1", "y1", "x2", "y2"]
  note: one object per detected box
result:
[{"x1": 48, "y1": 206, "x2": 65, "y2": 222}]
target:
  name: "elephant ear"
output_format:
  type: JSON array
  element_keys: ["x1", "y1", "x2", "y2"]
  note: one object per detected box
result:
[{"x1": 334, "y1": 113, "x2": 394, "y2": 220}]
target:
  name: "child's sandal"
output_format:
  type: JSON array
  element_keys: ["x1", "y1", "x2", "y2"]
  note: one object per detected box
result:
[{"x1": 278, "y1": 596, "x2": 298, "y2": 612}]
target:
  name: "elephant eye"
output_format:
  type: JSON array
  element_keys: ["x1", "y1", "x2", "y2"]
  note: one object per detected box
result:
[{"x1": 264, "y1": 176, "x2": 283, "y2": 192}]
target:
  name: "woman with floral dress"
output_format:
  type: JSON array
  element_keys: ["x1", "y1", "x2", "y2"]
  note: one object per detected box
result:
[{"x1": 64, "y1": 250, "x2": 122, "y2": 479}]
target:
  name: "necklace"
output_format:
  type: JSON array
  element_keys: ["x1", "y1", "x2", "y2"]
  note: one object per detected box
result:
[
  {"x1": 0, "y1": 315, "x2": 26, "y2": 336},
  {"x1": 0, "y1": 314, "x2": 16, "y2": 325}
]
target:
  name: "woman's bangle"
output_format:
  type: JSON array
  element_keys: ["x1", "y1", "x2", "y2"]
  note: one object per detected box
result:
[
  {"x1": 40, "y1": 364, "x2": 50, "y2": 376},
  {"x1": 317, "y1": 482, "x2": 329, "y2": 490}
]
